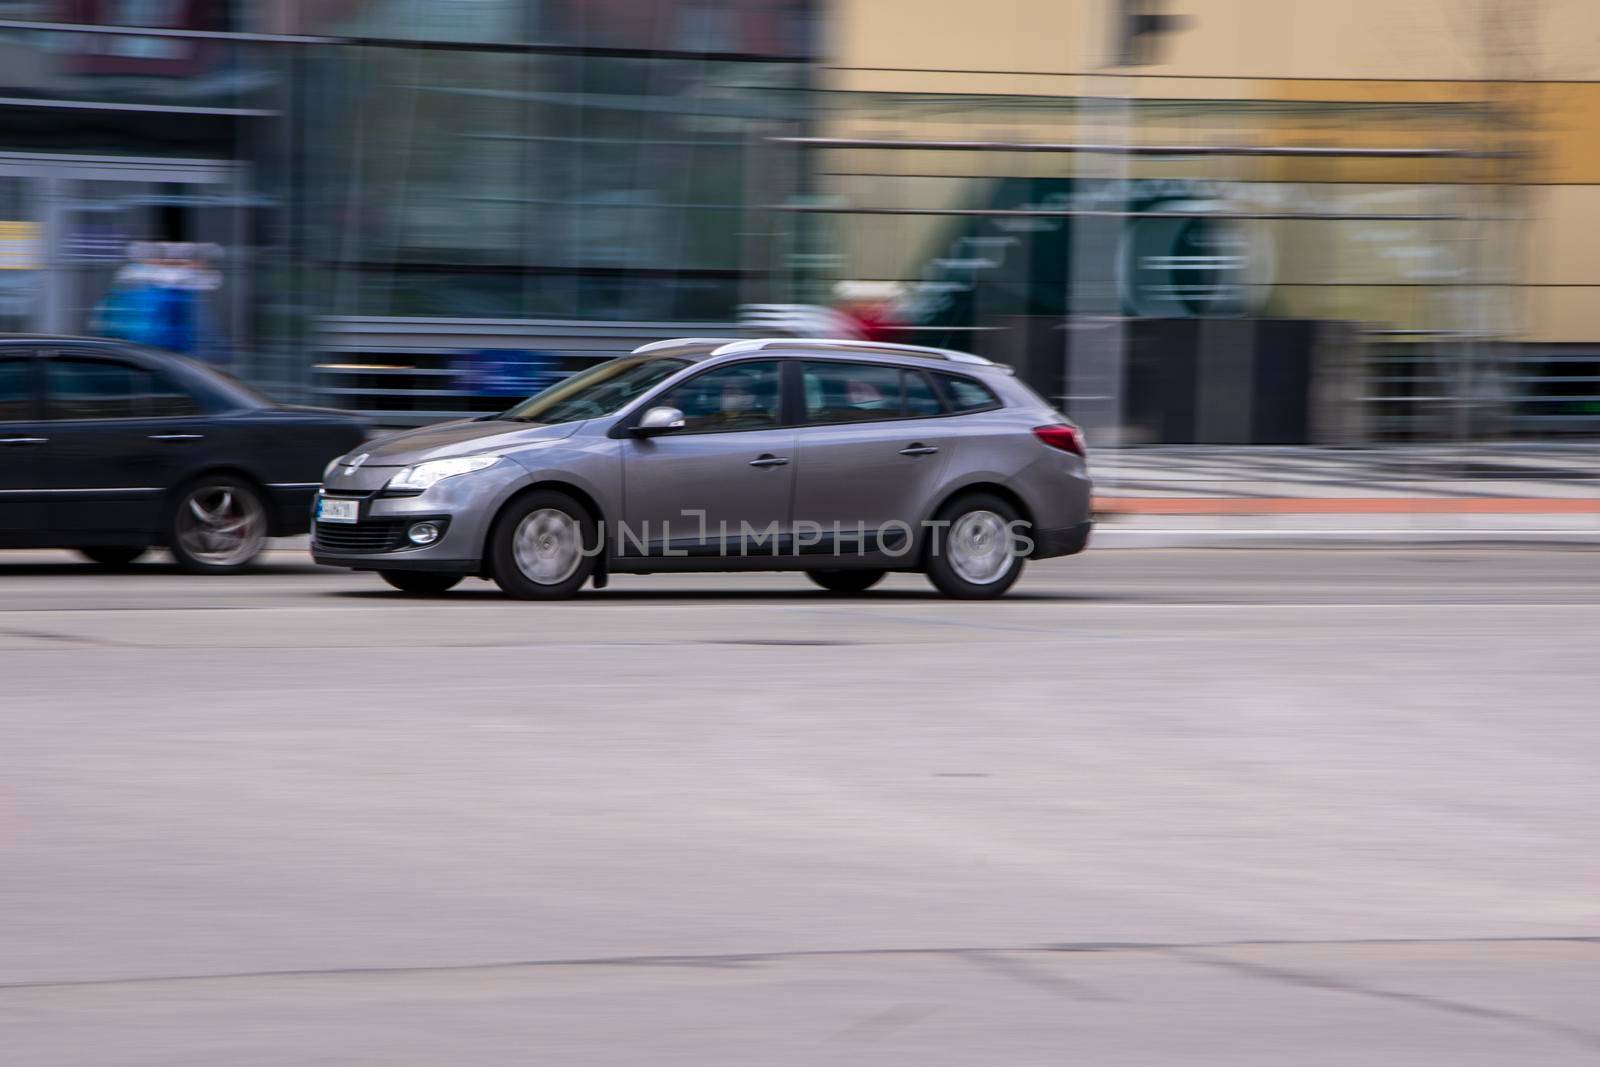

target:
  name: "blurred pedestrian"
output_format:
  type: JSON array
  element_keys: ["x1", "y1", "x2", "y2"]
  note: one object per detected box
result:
[
  {"x1": 93, "y1": 241, "x2": 223, "y2": 361},
  {"x1": 833, "y1": 280, "x2": 907, "y2": 342}
]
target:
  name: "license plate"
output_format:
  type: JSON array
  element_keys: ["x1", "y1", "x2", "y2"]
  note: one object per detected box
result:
[{"x1": 317, "y1": 497, "x2": 359, "y2": 524}]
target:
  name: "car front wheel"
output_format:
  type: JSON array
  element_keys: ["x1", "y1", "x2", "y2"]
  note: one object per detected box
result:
[
  {"x1": 488, "y1": 490, "x2": 598, "y2": 600},
  {"x1": 924, "y1": 492, "x2": 1028, "y2": 599},
  {"x1": 168, "y1": 477, "x2": 269, "y2": 574}
]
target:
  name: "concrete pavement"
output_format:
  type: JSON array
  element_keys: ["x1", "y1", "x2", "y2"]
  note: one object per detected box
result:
[{"x1": 3, "y1": 549, "x2": 1599, "y2": 1063}]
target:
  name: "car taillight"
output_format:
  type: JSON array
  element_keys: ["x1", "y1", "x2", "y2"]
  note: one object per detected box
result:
[{"x1": 1033, "y1": 424, "x2": 1085, "y2": 457}]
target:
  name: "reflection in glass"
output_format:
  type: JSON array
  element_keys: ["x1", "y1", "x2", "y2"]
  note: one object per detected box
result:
[{"x1": 310, "y1": 47, "x2": 803, "y2": 321}]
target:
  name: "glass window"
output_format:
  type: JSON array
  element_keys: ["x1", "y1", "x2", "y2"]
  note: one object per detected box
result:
[
  {"x1": 655, "y1": 360, "x2": 780, "y2": 433},
  {"x1": 46, "y1": 358, "x2": 146, "y2": 420},
  {"x1": 293, "y1": 0, "x2": 526, "y2": 43},
  {"x1": 0, "y1": 356, "x2": 35, "y2": 421},
  {"x1": 146, "y1": 372, "x2": 201, "y2": 418},
  {"x1": 0, "y1": 27, "x2": 259, "y2": 110},
  {"x1": 904, "y1": 370, "x2": 943, "y2": 417},
  {"x1": 802, "y1": 361, "x2": 902, "y2": 424},
  {"x1": 502, "y1": 356, "x2": 691, "y2": 424},
  {"x1": 312, "y1": 45, "x2": 807, "y2": 321},
  {"x1": 938, "y1": 374, "x2": 1001, "y2": 412}
]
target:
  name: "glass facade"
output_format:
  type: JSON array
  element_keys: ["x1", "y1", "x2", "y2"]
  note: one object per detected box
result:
[
  {"x1": 306, "y1": 48, "x2": 804, "y2": 321},
  {"x1": 0, "y1": 1, "x2": 817, "y2": 400}
]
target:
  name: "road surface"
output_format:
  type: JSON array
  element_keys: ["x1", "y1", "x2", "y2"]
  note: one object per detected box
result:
[{"x1": 3, "y1": 548, "x2": 1599, "y2": 1064}]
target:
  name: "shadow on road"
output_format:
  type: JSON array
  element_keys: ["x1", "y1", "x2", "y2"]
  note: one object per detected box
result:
[
  {"x1": 0, "y1": 561, "x2": 334, "y2": 578},
  {"x1": 326, "y1": 586, "x2": 1093, "y2": 604}
]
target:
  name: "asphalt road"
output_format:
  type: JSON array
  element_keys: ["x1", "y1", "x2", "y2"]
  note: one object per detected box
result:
[{"x1": 4, "y1": 548, "x2": 1599, "y2": 1065}]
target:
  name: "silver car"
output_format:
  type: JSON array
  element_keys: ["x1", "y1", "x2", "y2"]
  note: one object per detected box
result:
[{"x1": 311, "y1": 338, "x2": 1092, "y2": 599}]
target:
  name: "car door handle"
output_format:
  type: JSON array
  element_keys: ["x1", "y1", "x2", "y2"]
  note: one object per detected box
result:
[
  {"x1": 148, "y1": 433, "x2": 205, "y2": 442},
  {"x1": 748, "y1": 454, "x2": 789, "y2": 468},
  {"x1": 0, "y1": 436, "x2": 47, "y2": 445},
  {"x1": 898, "y1": 444, "x2": 939, "y2": 456}
]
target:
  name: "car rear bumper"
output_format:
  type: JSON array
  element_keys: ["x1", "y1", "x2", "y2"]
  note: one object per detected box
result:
[{"x1": 1030, "y1": 520, "x2": 1092, "y2": 560}]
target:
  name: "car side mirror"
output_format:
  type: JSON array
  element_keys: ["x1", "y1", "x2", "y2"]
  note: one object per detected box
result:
[{"x1": 633, "y1": 406, "x2": 685, "y2": 436}]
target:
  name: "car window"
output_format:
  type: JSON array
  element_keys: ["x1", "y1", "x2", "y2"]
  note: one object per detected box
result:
[
  {"x1": 46, "y1": 358, "x2": 148, "y2": 420},
  {"x1": 147, "y1": 371, "x2": 201, "y2": 418},
  {"x1": 801, "y1": 362, "x2": 949, "y2": 424},
  {"x1": 904, "y1": 370, "x2": 943, "y2": 416},
  {"x1": 655, "y1": 360, "x2": 780, "y2": 433},
  {"x1": 0, "y1": 356, "x2": 34, "y2": 421},
  {"x1": 802, "y1": 361, "x2": 903, "y2": 424},
  {"x1": 937, "y1": 373, "x2": 1002, "y2": 412}
]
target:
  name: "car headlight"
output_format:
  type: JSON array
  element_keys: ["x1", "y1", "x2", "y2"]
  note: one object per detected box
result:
[{"x1": 387, "y1": 455, "x2": 501, "y2": 492}]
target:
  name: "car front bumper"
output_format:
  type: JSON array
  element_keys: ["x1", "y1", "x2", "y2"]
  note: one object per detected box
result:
[{"x1": 308, "y1": 463, "x2": 523, "y2": 573}]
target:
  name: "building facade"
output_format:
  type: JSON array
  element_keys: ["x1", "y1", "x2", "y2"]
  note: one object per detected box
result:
[
  {"x1": 805, "y1": 0, "x2": 1600, "y2": 438},
  {"x1": 0, "y1": 0, "x2": 815, "y2": 416},
  {"x1": 0, "y1": 1, "x2": 1594, "y2": 437}
]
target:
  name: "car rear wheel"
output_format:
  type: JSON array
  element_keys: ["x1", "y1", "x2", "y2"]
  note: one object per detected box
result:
[
  {"x1": 489, "y1": 490, "x2": 598, "y2": 600},
  {"x1": 924, "y1": 492, "x2": 1028, "y2": 599},
  {"x1": 76, "y1": 546, "x2": 147, "y2": 568},
  {"x1": 806, "y1": 569, "x2": 886, "y2": 594},
  {"x1": 379, "y1": 571, "x2": 463, "y2": 595},
  {"x1": 168, "y1": 476, "x2": 269, "y2": 574}
]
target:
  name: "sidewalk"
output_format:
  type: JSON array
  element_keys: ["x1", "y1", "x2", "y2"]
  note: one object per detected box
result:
[{"x1": 1089, "y1": 444, "x2": 1600, "y2": 544}]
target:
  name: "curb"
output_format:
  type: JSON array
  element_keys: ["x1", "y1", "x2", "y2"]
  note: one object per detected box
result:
[
  {"x1": 1091, "y1": 528, "x2": 1600, "y2": 549},
  {"x1": 1095, "y1": 497, "x2": 1600, "y2": 516}
]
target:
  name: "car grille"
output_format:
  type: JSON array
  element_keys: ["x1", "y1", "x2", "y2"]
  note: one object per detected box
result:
[{"x1": 314, "y1": 519, "x2": 407, "y2": 554}]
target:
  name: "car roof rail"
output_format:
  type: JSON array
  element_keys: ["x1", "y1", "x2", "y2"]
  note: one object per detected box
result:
[
  {"x1": 710, "y1": 337, "x2": 1008, "y2": 371},
  {"x1": 630, "y1": 337, "x2": 738, "y2": 357}
]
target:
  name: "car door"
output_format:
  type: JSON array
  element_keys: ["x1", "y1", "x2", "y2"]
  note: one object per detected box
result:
[
  {"x1": 41, "y1": 349, "x2": 200, "y2": 536},
  {"x1": 790, "y1": 360, "x2": 956, "y2": 556},
  {"x1": 0, "y1": 349, "x2": 46, "y2": 538},
  {"x1": 619, "y1": 359, "x2": 794, "y2": 557}
]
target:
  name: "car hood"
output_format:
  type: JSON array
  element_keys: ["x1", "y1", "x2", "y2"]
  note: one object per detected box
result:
[{"x1": 356, "y1": 418, "x2": 581, "y2": 466}]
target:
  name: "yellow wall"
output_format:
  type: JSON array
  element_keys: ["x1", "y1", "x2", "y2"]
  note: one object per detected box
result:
[
  {"x1": 831, "y1": 0, "x2": 1600, "y2": 82},
  {"x1": 824, "y1": 0, "x2": 1600, "y2": 343}
]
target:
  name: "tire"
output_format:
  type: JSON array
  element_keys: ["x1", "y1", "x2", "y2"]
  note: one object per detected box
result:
[
  {"x1": 924, "y1": 492, "x2": 1028, "y2": 600},
  {"x1": 167, "y1": 476, "x2": 269, "y2": 574},
  {"x1": 807, "y1": 569, "x2": 887, "y2": 594},
  {"x1": 488, "y1": 490, "x2": 598, "y2": 600},
  {"x1": 76, "y1": 546, "x2": 147, "y2": 568},
  {"x1": 379, "y1": 571, "x2": 463, "y2": 596}
]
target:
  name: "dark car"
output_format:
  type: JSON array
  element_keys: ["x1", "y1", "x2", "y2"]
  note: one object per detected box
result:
[{"x1": 0, "y1": 336, "x2": 366, "y2": 572}]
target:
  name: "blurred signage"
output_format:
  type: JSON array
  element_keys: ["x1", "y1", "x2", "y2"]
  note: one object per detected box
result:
[
  {"x1": 0, "y1": 221, "x2": 42, "y2": 270},
  {"x1": 452, "y1": 349, "x2": 564, "y2": 398},
  {"x1": 1008, "y1": 179, "x2": 1274, "y2": 318},
  {"x1": 1118, "y1": 196, "x2": 1270, "y2": 318},
  {"x1": 913, "y1": 178, "x2": 1275, "y2": 322}
]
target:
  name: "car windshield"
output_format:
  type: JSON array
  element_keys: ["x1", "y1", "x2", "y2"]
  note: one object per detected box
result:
[{"x1": 500, "y1": 356, "x2": 691, "y2": 424}]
